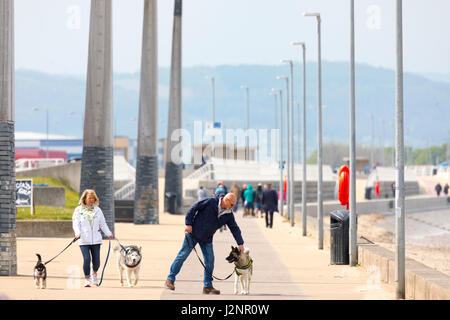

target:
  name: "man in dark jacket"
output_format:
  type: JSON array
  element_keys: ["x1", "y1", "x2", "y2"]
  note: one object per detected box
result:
[
  {"x1": 262, "y1": 183, "x2": 278, "y2": 228},
  {"x1": 165, "y1": 193, "x2": 244, "y2": 294}
]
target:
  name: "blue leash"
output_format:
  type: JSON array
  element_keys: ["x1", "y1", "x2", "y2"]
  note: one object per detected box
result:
[{"x1": 98, "y1": 239, "x2": 111, "y2": 286}]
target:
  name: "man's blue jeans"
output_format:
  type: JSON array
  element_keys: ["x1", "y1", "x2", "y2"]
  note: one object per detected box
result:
[{"x1": 167, "y1": 232, "x2": 215, "y2": 287}]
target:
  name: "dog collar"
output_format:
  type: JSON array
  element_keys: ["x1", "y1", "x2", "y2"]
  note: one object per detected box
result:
[{"x1": 234, "y1": 258, "x2": 253, "y2": 276}]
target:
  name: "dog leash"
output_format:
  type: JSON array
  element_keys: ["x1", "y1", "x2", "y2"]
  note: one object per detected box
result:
[
  {"x1": 98, "y1": 239, "x2": 111, "y2": 286},
  {"x1": 185, "y1": 232, "x2": 235, "y2": 281},
  {"x1": 44, "y1": 237, "x2": 78, "y2": 265}
]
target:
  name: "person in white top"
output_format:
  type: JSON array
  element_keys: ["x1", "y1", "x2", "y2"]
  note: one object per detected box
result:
[{"x1": 72, "y1": 189, "x2": 113, "y2": 287}]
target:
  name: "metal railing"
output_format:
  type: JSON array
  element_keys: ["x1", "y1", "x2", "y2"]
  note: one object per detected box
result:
[
  {"x1": 15, "y1": 158, "x2": 65, "y2": 170},
  {"x1": 114, "y1": 179, "x2": 136, "y2": 200}
]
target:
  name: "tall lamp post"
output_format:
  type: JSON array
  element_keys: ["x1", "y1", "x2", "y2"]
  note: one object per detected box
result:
[
  {"x1": 272, "y1": 86, "x2": 284, "y2": 217},
  {"x1": 303, "y1": 11, "x2": 324, "y2": 249},
  {"x1": 32, "y1": 107, "x2": 49, "y2": 159},
  {"x1": 395, "y1": 0, "x2": 405, "y2": 300},
  {"x1": 281, "y1": 59, "x2": 295, "y2": 227},
  {"x1": 276, "y1": 75, "x2": 290, "y2": 222},
  {"x1": 240, "y1": 85, "x2": 249, "y2": 160},
  {"x1": 206, "y1": 76, "x2": 216, "y2": 157},
  {"x1": 349, "y1": 0, "x2": 357, "y2": 266},
  {"x1": 291, "y1": 41, "x2": 307, "y2": 236},
  {"x1": 269, "y1": 90, "x2": 278, "y2": 133}
]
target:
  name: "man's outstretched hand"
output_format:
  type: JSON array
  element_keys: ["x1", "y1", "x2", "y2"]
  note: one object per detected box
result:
[{"x1": 238, "y1": 245, "x2": 244, "y2": 253}]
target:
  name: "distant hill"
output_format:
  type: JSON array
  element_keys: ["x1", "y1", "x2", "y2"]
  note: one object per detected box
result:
[{"x1": 15, "y1": 62, "x2": 450, "y2": 157}]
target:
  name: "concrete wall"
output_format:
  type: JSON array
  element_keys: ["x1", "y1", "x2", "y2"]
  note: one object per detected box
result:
[
  {"x1": 295, "y1": 195, "x2": 450, "y2": 220},
  {"x1": 358, "y1": 244, "x2": 450, "y2": 300},
  {"x1": 297, "y1": 208, "x2": 450, "y2": 300},
  {"x1": 16, "y1": 220, "x2": 73, "y2": 238},
  {"x1": 33, "y1": 187, "x2": 65, "y2": 207},
  {"x1": 16, "y1": 161, "x2": 81, "y2": 192}
]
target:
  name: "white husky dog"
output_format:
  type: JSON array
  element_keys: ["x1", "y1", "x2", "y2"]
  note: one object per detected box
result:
[
  {"x1": 225, "y1": 246, "x2": 253, "y2": 295},
  {"x1": 113, "y1": 244, "x2": 142, "y2": 287}
]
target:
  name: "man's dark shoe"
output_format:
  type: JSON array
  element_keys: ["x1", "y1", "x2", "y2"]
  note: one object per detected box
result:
[
  {"x1": 203, "y1": 286, "x2": 220, "y2": 295},
  {"x1": 165, "y1": 279, "x2": 175, "y2": 290}
]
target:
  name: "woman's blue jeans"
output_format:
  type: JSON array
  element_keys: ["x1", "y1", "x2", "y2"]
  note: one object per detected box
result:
[
  {"x1": 167, "y1": 232, "x2": 215, "y2": 287},
  {"x1": 79, "y1": 244, "x2": 101, "y2": 278}
]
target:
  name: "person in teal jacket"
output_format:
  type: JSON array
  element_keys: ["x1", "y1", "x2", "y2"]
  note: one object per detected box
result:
[{"x1": 243, "y1": 184, "x2": 254, "y2": 217}]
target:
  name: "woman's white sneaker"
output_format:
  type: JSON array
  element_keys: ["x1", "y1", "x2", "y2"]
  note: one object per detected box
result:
[
  {"x1": 91, "y1": 273, "x2": 99, "y2": 286},
  {"x1": 84, "y1": 278, "x2": 91, "y2": 287}
]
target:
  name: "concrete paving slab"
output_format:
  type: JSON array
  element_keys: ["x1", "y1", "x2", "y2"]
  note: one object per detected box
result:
[{"x1": 0, "y1": 208, "x2": 395, "y2": 300}]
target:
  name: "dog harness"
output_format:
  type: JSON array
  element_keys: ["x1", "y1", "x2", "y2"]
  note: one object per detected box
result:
[{"x1": 234, "y1": 258, "x2": 253, "y2": 276}]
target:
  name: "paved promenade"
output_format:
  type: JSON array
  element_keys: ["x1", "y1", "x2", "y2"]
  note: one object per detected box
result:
[{"x1": 0, "y1": 209, "x2": 395, "y2": 300}]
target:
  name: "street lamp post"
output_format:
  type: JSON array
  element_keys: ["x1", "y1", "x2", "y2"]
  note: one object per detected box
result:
[
  {"x1": 291, "y1": 41, "x2": 307, "y2": 236},
  {"x1": 206, "y1": 76, "x2": 216, "y2": 157},
  {"x1": 273, "y1": 86, "x2": 284, "y2": 218},
  {"x1": 240, "y1": 85, "x2": 249, "y2": 160},
  {"x1": 277, "y1": 75, "x2": 290, "y2": 222},
  {"x1": 395, "y1": 0, "x2": 405, "y2": 300},
  {"x1": 281, "y1": 59, "x2": 295, "y2": 227},
  {"x1": 269, "y1": 90, "x2": 278, "y2": 132},
  {"x1": 349, "y1": 0, "x2": 357, "y2": 266},
  {"x1": 303, "y1": 11, "x2": 323, "y2": 249}
]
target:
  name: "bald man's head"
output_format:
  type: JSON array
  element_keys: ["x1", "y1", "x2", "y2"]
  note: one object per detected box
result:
[{"x1": 221, "y1": 193, "x2": 237, "y2": 210}]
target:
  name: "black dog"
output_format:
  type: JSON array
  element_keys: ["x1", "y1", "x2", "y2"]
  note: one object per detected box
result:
[{"x1": 34, "y1": 254, "x2": 47, "y2": 289}]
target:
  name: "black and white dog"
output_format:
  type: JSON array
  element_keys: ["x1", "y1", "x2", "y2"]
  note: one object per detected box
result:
[
  {"x1": 34, "y1": 254, "x2": 47, "y2": 289},
  {"x1": 226, "y1": 246, "x2": 253, "y2": 295},
  {"x1": 113, "y1": 244, "x2": 142, "y2": 287}
]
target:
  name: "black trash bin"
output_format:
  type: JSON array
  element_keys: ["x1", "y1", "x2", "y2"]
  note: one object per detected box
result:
[
  {"x1": 364, "y1": 187, "x2": 372, "y2": 200},
  {"x1": 165, "y1": 192, "x2": 177, "y2": 214},
  {"x1": 330, "y1": 210, "x2": 350, "y2": 265}
]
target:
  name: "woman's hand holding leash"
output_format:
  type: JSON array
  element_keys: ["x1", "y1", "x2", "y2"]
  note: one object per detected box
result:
[{"x1": 185, "y1": 225, "x2": 192, "y2": 234}]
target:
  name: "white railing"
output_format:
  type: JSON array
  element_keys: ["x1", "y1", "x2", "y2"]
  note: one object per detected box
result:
[
  {"x1": 15, "y1": 158, "x2": 65, "y2": 170},
  {"x1": 114, "y1": 179, "x2": 135, "y2": 200},
  {"x1": 183, "y1": 163, "x2": 215, "y2": 192}
]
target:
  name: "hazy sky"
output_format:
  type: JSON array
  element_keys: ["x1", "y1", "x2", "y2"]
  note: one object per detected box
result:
[{"x1": 14, "y1": 0, "x2": 450, "y2": 75}]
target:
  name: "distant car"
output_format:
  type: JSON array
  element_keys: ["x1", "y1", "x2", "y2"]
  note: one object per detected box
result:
[{"x1": 68, "y1": 157, "x2": 82, "y2": 163}]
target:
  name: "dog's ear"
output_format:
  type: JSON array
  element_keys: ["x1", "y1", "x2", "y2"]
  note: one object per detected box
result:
[
  {"x1": 231, "y1": 245, "x2": 234, "y2": 250},
  {"x1": 139, "y1": 246, "x2": 142, "y2": 252}
]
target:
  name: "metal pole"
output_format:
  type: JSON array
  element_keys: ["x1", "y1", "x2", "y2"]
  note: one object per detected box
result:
[
  {"x1": 349, "y1": 0, "x2": 357, "y2": 266},
  {"x1": 302, "y1": 45, "x2": 307, "y2": 236},
  {"x1": 285, "y1": 77, "x2": 290, "y2": 222},
  {"x1": 46, "y1": 108, "x2": 49, "y2": 159},
  {"x1": 210, "y1": 76, "x2": 215, "y2": 157},
  {"x1": 289, "y1": 62, "x2": 295, "y2": 227},
  {"x1": 370, "y1": 113, "x2": 374, "y2": 168},
  {"x1": 317, "y1": 15, "x2": 324, "y2": 249},
  {"x1": 279, "y1": 90, "x2": 284, "y2": 217},
  {"x1": 395, "y1": 0, "x2": 405, "y2": 300},
  {"x1": 211, "y1": 77, "x2": 215, "y2": 124},
  {"x1": 245, "y1": 87, "x2": 249, "y2": 160}
]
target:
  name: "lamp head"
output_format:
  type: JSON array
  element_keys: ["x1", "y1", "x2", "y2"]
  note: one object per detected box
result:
[
  {"x1": 280, "y1": 59, "x2": 293, "y2": 64},
  {"x1": 302, "y1": 12, "x2": 321, "y2": 22},
  {"x1": 290, "y1": 41, "x2": 305, "y2": 48}
]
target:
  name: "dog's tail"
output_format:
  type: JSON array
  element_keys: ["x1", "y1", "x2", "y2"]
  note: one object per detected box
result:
[
  {"x1": 36, "y1": 253, "x2": 42, "y2": 262},
  {"x1": 113, "y1": 243, "x2": 120, "y2": 253}
]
